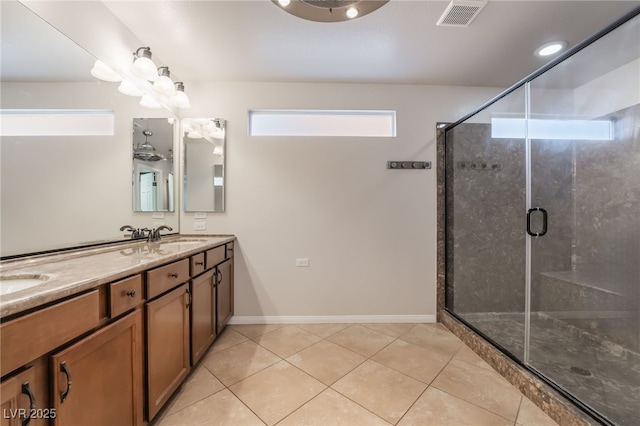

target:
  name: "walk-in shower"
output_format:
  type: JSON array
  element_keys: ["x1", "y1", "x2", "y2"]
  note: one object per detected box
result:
[{"x1": 441, "y1": 8, "x2": 639, "y2": 426}]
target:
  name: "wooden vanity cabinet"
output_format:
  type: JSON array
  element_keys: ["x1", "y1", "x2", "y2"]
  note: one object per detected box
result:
[
  {"x1": 0, "y1": 367, "x2": 38, "y2": 426},
  {"x1": 50, "y1": 309, "x2": 144, "y2": 426},
  {"x1": 216, "y1": 258, "x2": 233, "y2": 333},
  {"x1": 145, "y1": 283, "x2": 191, "y2": 421},
  {"x1": 190, "y1": 269, "x2": 216, "y2": 365}
]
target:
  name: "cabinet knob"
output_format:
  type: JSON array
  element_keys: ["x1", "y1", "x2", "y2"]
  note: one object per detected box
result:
[
  {"x1": 196, "y1": 261, "x2": 204, "y2": 266},
  {"x1": 169, "y1": 273, "x2": 179, "y2": 279},
  {"x1": 126, "y1": 290, "x2": 136, "y2": 297}
]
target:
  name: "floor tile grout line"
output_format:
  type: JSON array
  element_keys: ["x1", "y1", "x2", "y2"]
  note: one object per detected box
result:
[{"x1": 430, "y1": 383, "x2": 522, "y2": 424}]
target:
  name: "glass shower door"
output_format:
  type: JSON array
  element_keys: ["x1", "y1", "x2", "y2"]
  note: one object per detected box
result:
[
  {"x1": 445, "y1": 87, "x2": 528, "y2": 359},
  {"x1": 527, "y1": 13, "x2": 640, "y2": 425}
]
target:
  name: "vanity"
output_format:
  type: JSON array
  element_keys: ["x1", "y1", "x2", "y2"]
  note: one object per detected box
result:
[{"x1": 0, "y1": 235, "x2": 234, "y2": 425}]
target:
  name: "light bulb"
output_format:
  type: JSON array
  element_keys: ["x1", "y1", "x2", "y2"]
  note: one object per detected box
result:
[{"x1": 278, "y1": 0, "x2": 291, "y2": 6}]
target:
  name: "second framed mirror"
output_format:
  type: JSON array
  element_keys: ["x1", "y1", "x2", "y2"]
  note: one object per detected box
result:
[{"x1": 183, "y1": 118, "x2": 226, "y2": 213}]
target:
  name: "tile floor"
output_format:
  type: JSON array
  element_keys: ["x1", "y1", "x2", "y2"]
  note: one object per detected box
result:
[{"x1": 155, "y1": 323, "x2": 559, "y2": 426}]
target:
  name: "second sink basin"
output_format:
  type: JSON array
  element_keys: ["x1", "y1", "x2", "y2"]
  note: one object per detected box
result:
[{"x1": 0, "y1": 274, "x2": 51, "y2": 296}]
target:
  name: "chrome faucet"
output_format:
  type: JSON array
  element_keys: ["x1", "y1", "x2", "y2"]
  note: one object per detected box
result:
[
  {"x1": 148, "y1": 225, "x2": 173, "y2": 242},
  {"x1": 120, "y1": 225, "x2": 144, "y2": 239}
]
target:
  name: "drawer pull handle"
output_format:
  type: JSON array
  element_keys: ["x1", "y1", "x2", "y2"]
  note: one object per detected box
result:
[
  {"x1": 21, "y1": 382, "x2": 36, "y2": 426},
  {"x1": 60, "y1": 361, "x2": 72, "y2": 403},
  {"x1": 126, "y1": 290, "x2": 136, "y2": 297},
  {"x1": 195, "y1": 261, "x2": 204, "y2": 266},
  {"x1": 169, "y1": 273, "x2": 179, "y2": 279}
]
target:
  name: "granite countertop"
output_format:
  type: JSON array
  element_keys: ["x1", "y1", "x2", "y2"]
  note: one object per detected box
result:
[{"x1": 0, "y1": 234, "x2": 235, "y2": 319}]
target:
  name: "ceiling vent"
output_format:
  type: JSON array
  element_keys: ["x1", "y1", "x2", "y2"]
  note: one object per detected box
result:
[{"x1": 437, "y1": 0, "x2": 487, "y2": 27}]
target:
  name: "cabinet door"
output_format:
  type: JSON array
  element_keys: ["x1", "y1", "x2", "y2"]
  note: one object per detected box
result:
[
  {"x1": 190, "y1": 269, "x2": 216, "y2": 365},
  {"x1": 51, "y1": 309, "x2": 143, "y2": 426},
  {"x1": 216, "y1": 259, "x2": 233, "y2": 334},
  {"x1": 1, "y1": 367, "x2": 38, "y2": 426},
  {"x1": 146, "y1": 284, "x2": 190, "y2": 421}
]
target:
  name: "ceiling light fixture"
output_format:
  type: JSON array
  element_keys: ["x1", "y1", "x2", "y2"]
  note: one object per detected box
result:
[
  {"x1": 535, "y1": 41, "x2": 568, "y2": 57},
  {"x1": 133, "y1": 130, "x2": 166, "y2": 161},
  {"x1": 271, "y1": 0, "x2": 389, "y2": 23}
]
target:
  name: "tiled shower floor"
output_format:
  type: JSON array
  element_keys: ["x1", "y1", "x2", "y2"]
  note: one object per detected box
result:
[
  {"x1": 464, "y1": 315, "x2": 640, "y2": 426},
  {"x1": 153, "y1": 323, "x2": 558, "y2": 426}
]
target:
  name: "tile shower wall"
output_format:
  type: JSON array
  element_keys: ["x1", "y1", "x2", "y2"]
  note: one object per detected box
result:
[
  {"x1": 538, "y1": 104, "x2": 640, "y2": 350},
  {"x1": 446, "y1": 123, "x2": 526, "y2": 315},
  {"x1": 448, "y1": 105, "x2": 639, "y2": 352}
]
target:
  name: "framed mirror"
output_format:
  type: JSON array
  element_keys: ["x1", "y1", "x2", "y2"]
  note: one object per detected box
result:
[
  {"x1": 183, "y1": 118, "x2": 226, "y2": 212},
  {"x1": 132, "y1": 118, "x2": 175, "y2": 212}
]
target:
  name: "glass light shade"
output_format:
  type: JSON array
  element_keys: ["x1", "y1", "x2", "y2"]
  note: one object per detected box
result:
[
  {"x1": 213, "y1": 146, "x2": 224, "y2": 156},
  {"x1": 90, "y1": 60, "x2": 122, "y2": 82},
  {"x1": 170, "y1": 91, "x2": 191, "y2": 109},
  {"x1": 187, "y1": 130, "x2": 203, "y2": 139},
  {"x1": 131, "y1": 56, "x2": 158, "y2": 81},
  {"x1": 140, "y1": 94, "x2": 163, "y2": 109},
  {"x1": 118, "y1": 79, "x2": 144, "y2": 96},
  {"x1": 153, "y1": 75, "x2": 176, "y2": 96}
]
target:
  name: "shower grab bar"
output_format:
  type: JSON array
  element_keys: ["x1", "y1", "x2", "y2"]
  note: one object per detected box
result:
[{"x1": 526, "y1": 207, "x2": 547, "y2": 237}]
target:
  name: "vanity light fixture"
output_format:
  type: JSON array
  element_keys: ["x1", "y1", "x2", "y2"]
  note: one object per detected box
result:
[
  {"x1": 183, "y1": 118, "x2": 226, "y2": 142},
  {"x1": 170, "y1": 82, "x2": 191, "y2": 109},
  {"x1": 131, "y1": 47, "x2": 158, "y2": 81},
  {"x1": 272, "y1": 0, "x2": 389, "y2": 23},
  {"x1": 89, "y1": 46, "x2": 191, "y2": 110},
  {"x1": 153, "y1": 67, "x2": 176, "y2": 96},
  {"x1": 90, "y1": 60, "x2": 122, "y2": 82},
  {"x1": 535, "y1": 41, "x2": 568, "y2": 57},
  {"x1": 140, "y1": 94, "x2": 163, "y2": 109},
  {"x1": 118, "y1": 79, "x2": 145, "y2": 96}
]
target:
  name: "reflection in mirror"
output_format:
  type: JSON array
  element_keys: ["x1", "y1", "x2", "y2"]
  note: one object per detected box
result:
[
  {"x1": 0, "y1": 1, "x2": 179, "y2": 257},
  {"x1": 132, "y1": 118, "x2": 175, "y2": 212},
  {"x1": 183, "y1": 119, "x2": 226, "y2": 212}
]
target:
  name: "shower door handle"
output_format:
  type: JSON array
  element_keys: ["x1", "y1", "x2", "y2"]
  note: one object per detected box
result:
[{"x1": 526, "y1": 207, "x2": 548, "y2": 237}]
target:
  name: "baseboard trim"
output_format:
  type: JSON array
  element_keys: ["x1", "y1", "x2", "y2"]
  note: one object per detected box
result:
[{"x1": 228, "y1": 315, "x2": 436, "y2": 325}]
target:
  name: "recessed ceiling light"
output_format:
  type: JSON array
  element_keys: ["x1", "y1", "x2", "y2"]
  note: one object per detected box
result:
[
  {"x1": 346, "y1": 7, "x2": 359, "y2": 19},
  {"x1": 535, "y1": 41, "x2": 568, "y2": 57}
]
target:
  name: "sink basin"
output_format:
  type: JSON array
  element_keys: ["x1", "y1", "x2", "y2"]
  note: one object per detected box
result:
[{"x1": 0, "y1": 274, "x2": 50, "y2": 296}]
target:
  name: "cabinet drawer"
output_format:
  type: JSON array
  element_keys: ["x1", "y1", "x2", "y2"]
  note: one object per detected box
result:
[
  {"x1": 146, "y1": 258, "x2": 190, "y2": 299},
  {"x1": 109, "y1": 275, "x2": 143, "y2": 318},
  {"x1": 0, "y1": 290, "x2": 100, "y2": 377},
  {"x1": 226, "y1": 241, "x2": 234, "y2": 258},
  {"x1": 190, "y1": 252, "x2": 206, "y2": 277},
  {"x1": 205, "y1": 245, "x2": 226, "y2": 269}
]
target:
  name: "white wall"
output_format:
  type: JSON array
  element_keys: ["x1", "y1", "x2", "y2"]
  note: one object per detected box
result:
[{"x1": 181, "y1": 82, "x2": 500, "y2": 322}]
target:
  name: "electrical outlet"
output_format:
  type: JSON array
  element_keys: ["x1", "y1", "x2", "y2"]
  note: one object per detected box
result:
[
  {"x1": 194, "y1": 222, "x2": 206, "y2": 231},
  {"x1": 296, "y1": 258, "x2": 309, "y2": 267}
]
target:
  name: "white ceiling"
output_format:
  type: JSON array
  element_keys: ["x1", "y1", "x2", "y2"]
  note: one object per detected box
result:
[{"x1": 2, "y1": 1, "x2": 639, "y2": 88}]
